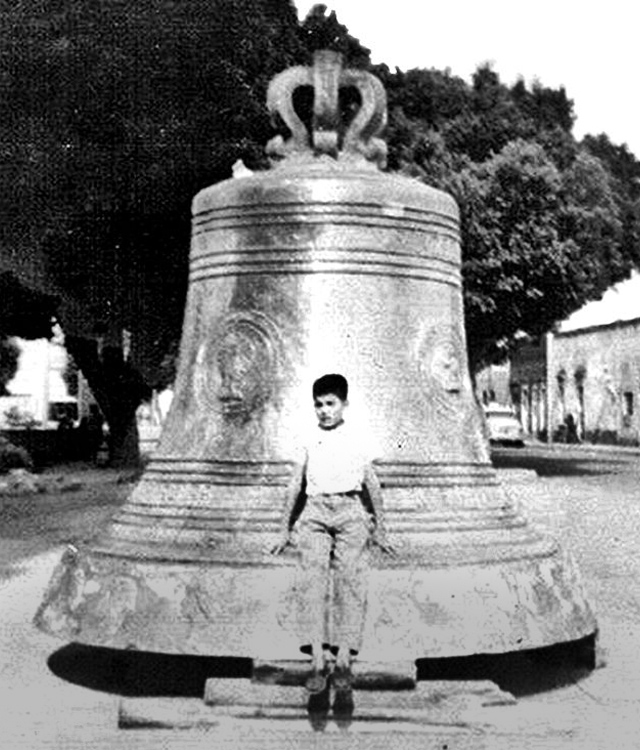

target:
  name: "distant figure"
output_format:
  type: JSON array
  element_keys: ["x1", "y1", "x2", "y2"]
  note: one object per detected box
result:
[{"x1": 565, "y1": 413, "x2": 579, "y2": 443}]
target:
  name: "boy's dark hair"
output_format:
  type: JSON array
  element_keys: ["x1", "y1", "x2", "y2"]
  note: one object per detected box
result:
[{"x1": 313, "y1": 373, "x2": 348, "y2": 401}]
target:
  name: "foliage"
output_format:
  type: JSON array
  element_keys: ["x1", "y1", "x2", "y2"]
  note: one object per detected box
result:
[
  {"x1": 3, "y1": 406, "x2": 39, "y2": 430},
  {"x1": 0, "y1": 273, "x2": 57, "y2": 340},
  {"x1": 445, "y1": 141, "x2": 623, "y2": 370},
  {"x1": 558, "y1": 151, "x2": 624, "y2": 292},
  {"x1": 1, "y1": 0, "x2": 304, "y2": 333},
  {"x1": 378, "y1": 63, "x2": 639, "y2": 371},
  {"x1": 0, "y1": 0, "x2": 305, "y2": 464},
  {"x1": 0, "y1": 338, "x2": 20, "y2": 396},
  {"x1": 299, "y1": 4, "x2": 371, "y2": 66},
  {"x1": 64, "y1": 336, "x2": 151, "y2": 468},
  {"x1": 582, "y1": 133, "x2": 640, "y2": 267},
  {"x1": 0, "y1": 436, "x2": 33, "y2": 474},
  {"x1": 451, "y1": 141, "x2": 568, "y2": 370}
]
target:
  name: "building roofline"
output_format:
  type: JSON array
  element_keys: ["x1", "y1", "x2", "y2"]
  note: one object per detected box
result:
[{"x1": 557, "y1": 315, "x2": 640, "y2": 337}]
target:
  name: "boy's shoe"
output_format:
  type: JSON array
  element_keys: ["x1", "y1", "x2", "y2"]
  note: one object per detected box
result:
[
  {"x1": 332, "y1": 650, "x2": 354, "y2": 727},
  {"x1": 305, "y1": 646, "x2": 328, "y2": 694},
  {"x1": 332, "y1": 665, "x2": 352, "y2": 691},
  {"x1": 332, "y1": 688, "x2": 354, "y2": 728},
  {"x1": 307, "y1": 681, "x2": 331, "y2": 731}
]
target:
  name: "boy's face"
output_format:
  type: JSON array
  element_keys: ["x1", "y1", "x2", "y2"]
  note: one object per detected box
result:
[{"x1": 314, "y1": 393, "x2": 346, "y2": 429}]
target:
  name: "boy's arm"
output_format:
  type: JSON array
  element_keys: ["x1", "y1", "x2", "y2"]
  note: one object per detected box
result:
[
  {"x1": 363, "y1": 463, "x2": 396, "y2": 555},
  {"x1": 362, "y1": 462, "x2": 385, "y2": 530},
  {"x1": 270, "y1": 460, "x2": 306, "y2": 555}
]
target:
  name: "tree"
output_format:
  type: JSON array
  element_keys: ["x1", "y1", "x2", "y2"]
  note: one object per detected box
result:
[
  {"x1": 582, "y1": 133, "x2": 640, "y2": 267},
  {"x1": 0, "y1": 338, "x2": 20, "y2": 397},
  {"x1": 559, "y1": 150, "x2": 625, "y2": 293},
  {"x1": 445, "y1": 141, "x2": 627, "y2": 372},
  {"x1": 64, "y1": 337, "x2": 151, "y2": 468},
  {"x1": 0, "y1": 272, "x2": 58, "y2": 341},
  {"x1": 449, "y1": 141, "x2": 567, "y2": 370},
  {"x1": 299, "y1": 4, "x2": 371, "y2": 66},
  {"x1": 379, "y1": 66, "x2": 471, "y2": 129},
  {"x1": 380, "y1": 61, "x2": 639, "y2": 372},
  {"x1": 1, "y1": 0, "x2": 305, "y2": 465}
]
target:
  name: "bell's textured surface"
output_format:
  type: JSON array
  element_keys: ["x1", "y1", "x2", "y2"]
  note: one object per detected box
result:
[{"x1": 35, "y1": 51, "x2": 596, "y2": 661}]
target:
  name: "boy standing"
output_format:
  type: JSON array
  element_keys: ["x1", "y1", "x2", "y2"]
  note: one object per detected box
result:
[{"x1": 271, "y1": 374, "x2": 394, "y2": 693}]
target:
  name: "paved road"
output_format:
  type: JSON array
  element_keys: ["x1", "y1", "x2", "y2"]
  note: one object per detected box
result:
[{"x1": 2, "y1": 453, "x2": 640, "y2": 748}]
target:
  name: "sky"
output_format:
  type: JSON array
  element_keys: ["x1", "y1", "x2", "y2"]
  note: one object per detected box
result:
[
  {"x1": 559, "y1": 271, "x2": 640, "y2": 331},
  {"x1": 295, "y1": 1, "x2": 640, "y2": 158}
]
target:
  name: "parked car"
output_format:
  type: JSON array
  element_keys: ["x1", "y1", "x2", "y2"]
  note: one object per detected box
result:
[{"x1": 483, "y1": 404, "x2": 525, "y2": 447}]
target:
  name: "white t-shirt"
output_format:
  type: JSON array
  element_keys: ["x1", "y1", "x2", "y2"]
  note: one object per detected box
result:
[{"x1": 303, "y1": 420, "x2": 373, "y2": 496}]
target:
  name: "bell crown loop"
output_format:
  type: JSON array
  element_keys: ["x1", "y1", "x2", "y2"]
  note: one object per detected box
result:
[{"x1": 266, "y1": 50, "x2": 388, "y2": 168}]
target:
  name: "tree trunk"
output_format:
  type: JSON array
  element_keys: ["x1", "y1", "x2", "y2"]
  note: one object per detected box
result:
[
  {"x1": 107, "y1": 410, "x2": 142, "y2": 469},
  {"x1": 65, "y1": 336, "x2": 150, "y2": 468}
]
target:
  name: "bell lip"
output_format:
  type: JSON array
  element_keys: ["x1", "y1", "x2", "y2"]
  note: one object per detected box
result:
[{"x1": 34, "y1": 541, "x2": 597, "y2": 661}]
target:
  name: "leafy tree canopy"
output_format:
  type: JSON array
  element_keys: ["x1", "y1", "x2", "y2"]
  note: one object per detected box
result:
[
  {"x1": 375, "y1": 61, "x2": 639, "y2": 370},
  {"x1": 1, "y1": 0, "x2": 305, "y2": 464},
  {"x1": 0, "y1": 272, "x2": 58, "y2": 340},
  {"x1": 299, "y1": 3, "x2": 371, "y2": 67},
  {"x1": 2, "y1": 0, "x2": 305, "y2": 376}
]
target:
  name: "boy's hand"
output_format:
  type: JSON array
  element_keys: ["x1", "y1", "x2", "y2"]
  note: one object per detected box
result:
[
  {"x1": 368, "y1": 528, "x2": 397, "y2": 557},
  {"x1": 270, "y1": 531, "x2": 295, "y2": 556}
]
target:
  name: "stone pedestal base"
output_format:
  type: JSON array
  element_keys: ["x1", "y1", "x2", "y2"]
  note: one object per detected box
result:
[{"x1": 118, "y1": 676, "x2": 516, "y2": 731}]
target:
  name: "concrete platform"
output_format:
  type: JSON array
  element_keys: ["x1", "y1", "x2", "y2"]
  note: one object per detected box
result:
[{"x1": 119, "y1": 677, "x2": 516, "y2": 731}]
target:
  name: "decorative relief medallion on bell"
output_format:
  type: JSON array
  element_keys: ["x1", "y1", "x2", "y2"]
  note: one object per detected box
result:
[{"x1": 194, "y1": 310, "x2": 286, "y2": 424}]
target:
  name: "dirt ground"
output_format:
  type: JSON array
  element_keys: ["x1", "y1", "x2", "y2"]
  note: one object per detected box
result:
[{"x1": 0, "y1": 463, "x2": 132, "y2": 581}]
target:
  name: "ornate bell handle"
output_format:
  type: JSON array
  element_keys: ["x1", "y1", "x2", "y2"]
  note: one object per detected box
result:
[
  {"x1": 265, "y1": 50, "x2": 387, "y2": 166},
  {"x1": 266, "y1": 66, "x2": 313, "y2": 155},
  {"x1": 341, "y1": 68, "x2": 388, "y2": 165},
  {"x1": 311, "y1": 50, "x2": 341, "y2": 158}
]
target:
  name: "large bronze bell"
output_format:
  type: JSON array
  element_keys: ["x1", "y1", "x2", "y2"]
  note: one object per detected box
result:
[{"x1": 36, "y1": 51, "x2": 596, "y2": 663}]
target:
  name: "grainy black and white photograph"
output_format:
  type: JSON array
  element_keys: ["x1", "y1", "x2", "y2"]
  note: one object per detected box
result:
[{"x1": 1, "y1": 1, "x2": 639, "y2": 747}]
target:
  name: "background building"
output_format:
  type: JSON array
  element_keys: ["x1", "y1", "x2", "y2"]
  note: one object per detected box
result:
[
  {"x1": 1, "y1": 328, "x2": 77, "y2": 428},
  {"x1": 508, "y1": 272, "x2": 640, "y2": 445},
  {"x1": 475, "y1": 362, "x2": 511, "y2": 406}
]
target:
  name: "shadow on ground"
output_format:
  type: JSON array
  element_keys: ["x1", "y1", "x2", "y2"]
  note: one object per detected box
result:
[
  {"x1": 416, "y1": 634, "x2": 597, "y2": 697},
  {"x1": 48, "y1": 645, "x2": 252, "y2": 697},
  {"x1": 491, "y1": 449, "x2": 631, "y2": 477},
  {"x1": 48, "y1": 634, "x2": 597, "y2": 700}
]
